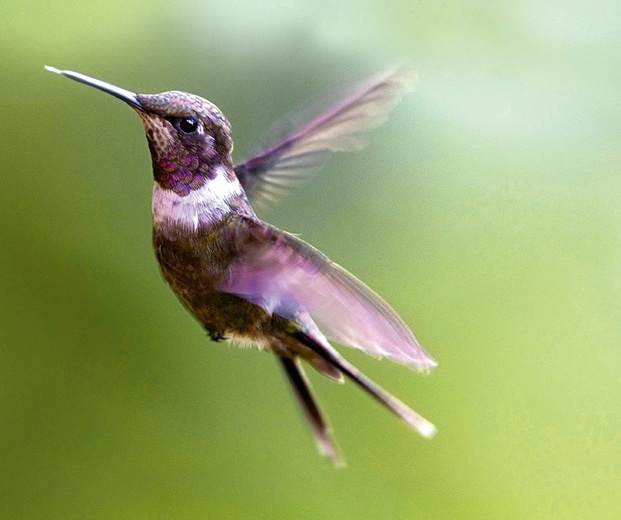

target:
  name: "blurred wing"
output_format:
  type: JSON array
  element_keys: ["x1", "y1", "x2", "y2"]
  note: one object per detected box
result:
[
  {"x1": 220, "y1": 219, "x2": 436, "y2": 372},
  {"x1": 234, "y1": 68, "x2": 416, "y2": 210}
]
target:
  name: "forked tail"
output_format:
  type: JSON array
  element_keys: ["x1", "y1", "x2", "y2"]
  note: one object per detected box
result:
[
  {"x1": 293, "y1": 332, "x2": 436, "y2": 439},
  {"x1": 279, "y1": 357, "x2": 343, "y2": 465}
]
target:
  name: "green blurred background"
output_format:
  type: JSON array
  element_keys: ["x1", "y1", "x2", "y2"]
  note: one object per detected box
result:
[{"x1": 3, "y1": 1, "x2": 621, "y2": 518}]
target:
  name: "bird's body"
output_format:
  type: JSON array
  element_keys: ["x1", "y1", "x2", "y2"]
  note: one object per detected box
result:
[{"x1": 46, "y1": 66, "x2": 437, "y2": 463}]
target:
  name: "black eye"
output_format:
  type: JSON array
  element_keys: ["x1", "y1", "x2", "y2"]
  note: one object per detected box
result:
[{"x1": 178, "y1": 117, "x2": 199, "y2": 134}]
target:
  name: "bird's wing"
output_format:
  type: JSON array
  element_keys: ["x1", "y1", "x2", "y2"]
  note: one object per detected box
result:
[
  {"x1": 233, "y1": 69, "x2": 416, "y2": 211},
  {"x1": 220, "y1": 219, "x2": 436, "y2": 372}
]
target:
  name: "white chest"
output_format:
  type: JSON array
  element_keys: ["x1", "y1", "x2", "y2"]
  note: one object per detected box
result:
[{"x1": 151, "y1": 170, "x2": 245, "y2": 230}]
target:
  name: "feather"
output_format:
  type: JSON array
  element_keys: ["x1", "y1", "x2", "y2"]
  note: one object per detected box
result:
[
  {"x1": 234, "y1": 69, "x2": 416, "y2": 210},
  {"x1": 280, "y1": 357, "x2": 343, "y2": 464},
  {"x1": 220, "y1": 218, "x2": 436, "y2": 372}
]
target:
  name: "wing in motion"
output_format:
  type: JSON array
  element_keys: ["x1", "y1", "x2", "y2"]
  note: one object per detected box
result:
[
  {"x1": 220, "y1": 218, "x2": 436, "y2": 372},
  {"x1": 234, "y1": 69, "x2": 416, "y2": 210}
]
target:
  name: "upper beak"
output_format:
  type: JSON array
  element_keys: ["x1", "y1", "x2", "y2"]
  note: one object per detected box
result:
[{"x1": 45, "y1": 66, "x2": 143, "y2": 110}]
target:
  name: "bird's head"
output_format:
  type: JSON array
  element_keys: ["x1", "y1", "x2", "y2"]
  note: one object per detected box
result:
[{"x1": 46, "y1": 67, "x2": 236, "y2": 197}]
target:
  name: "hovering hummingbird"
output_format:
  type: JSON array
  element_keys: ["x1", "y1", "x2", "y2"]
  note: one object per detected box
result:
[{"x1": 46, "y1": 65, "x2": 437, "y2": 463}]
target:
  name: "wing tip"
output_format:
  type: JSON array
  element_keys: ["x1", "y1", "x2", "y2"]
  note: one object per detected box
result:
[
  {"x1": 380, "y1": 64, "x2": 419, "y2": 92},
  {"x1": 414, "y1": 356, "x2": 438, "y2": 375},
  {"x1": 387, "y1": 350, "x2": 437, "y2": 374}
]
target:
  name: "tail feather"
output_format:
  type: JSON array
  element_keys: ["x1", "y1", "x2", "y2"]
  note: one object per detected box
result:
[
  {"x1": 279, "y1": 357, "x2": 344, "y2": 465},
  {"x1": 294, "y1": 332, "x2": 436, "y2": 439}
]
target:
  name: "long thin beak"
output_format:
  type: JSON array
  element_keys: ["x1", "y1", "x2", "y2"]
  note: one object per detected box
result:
[{"x1": 45, "y1": 66, "x2": 143, "y2": 110}]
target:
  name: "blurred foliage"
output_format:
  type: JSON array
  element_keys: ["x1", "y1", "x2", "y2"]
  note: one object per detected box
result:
[{"x1": 2, "y1": 0, "x2": 621, "y2": 518}]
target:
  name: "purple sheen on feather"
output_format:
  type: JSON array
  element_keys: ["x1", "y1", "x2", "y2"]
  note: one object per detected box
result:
[
  {"x1": 174, "y1": 169, "x2": 193, "y2": 183},
  {"x1": 220, "y1": 223, "x2": 436, "y2": 372},
  {"x1": 184, "y1": 154, "x2": 199, "y2": 169},
  {"x1": 161, "y1": 160, "x2": 176, "y2": 173}
]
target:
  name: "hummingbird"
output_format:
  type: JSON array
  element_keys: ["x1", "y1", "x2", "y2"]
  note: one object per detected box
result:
[{"x1": 45, "y1": 65, "x2": 437, "y2": 463}]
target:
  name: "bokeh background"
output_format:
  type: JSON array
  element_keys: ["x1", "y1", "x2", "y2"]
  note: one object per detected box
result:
[{"x1": 3, "y1": 1, "x2": 621, "y2": 518}]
